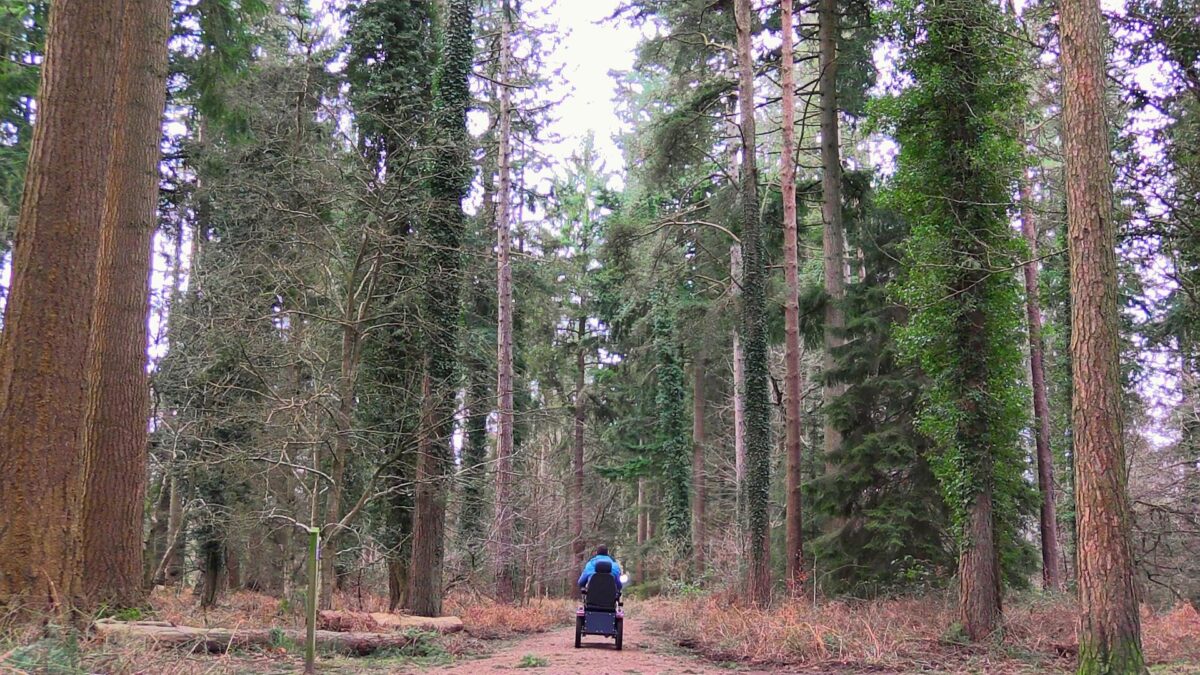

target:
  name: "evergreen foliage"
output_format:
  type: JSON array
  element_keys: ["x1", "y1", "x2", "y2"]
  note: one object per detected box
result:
[
  {"x1": 878, "y1": 0, "x2": 1035, "y2": 588},
  {"x1": 811, "y1": 176, "x2": 953, "y2": 594},
  {"x1": 0, "y1": 0, "x2": 45, "y2": 252}
]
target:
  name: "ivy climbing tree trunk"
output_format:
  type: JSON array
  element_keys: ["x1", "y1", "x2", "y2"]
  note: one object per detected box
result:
[
  {"x1": 735, "y1": 0, "x2": 772, "y2": 607},
  {"x1": 0, "y1": 0, "x2": 126, "y2": 612},
  {"x1": 493, "y1": 0, "x2": 517, "y2": 604},
  {"x1": 888, "y1": 0, "x2": 1028, "y2": 643},
  {"x1": 653, "y1": 292, "x2": 691, "y2": 558},
  {"x1": 1060, "y1": 0, "x2": 1147, "y2": 668},
  {"x1": 780, "y1": 0, "x2": 805, "y2": 588},
  {"x1": 409, "y1": 0, "x2": 473, "y2": 618},
  {"x1": 81, "y1": 0, "x2": 171, "y2": 610}
]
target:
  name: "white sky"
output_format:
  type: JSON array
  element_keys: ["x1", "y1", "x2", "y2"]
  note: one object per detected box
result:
[{"x1": 539, "y1": 0, "x2": 641, "y2": 173}]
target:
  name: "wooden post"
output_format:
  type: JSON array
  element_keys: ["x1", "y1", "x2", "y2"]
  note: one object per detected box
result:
[{"x1": 306, "y1": 527, "x2": 320, "y2": 674}]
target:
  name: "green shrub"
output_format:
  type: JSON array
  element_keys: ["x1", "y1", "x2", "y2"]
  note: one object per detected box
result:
[{"x1": 516, "y1": 654, "x2": 549, "y2": 668}]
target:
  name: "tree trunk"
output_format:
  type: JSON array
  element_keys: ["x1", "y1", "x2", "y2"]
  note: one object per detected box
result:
[
  {"x1": 960, "y1": 488, "x2": 1000, "y2": 640},
  {"x1": 1060, "y1": 0, "x2": 1147, "y2": 668},
  {"x1": 819, "y1": 0, "x2": 847, "y2": 469},
  {"x1": 94, "y1": 619, "x2": 457, "y2": 655},
  {"x1": 387, "y1": 556, "x2": 408, "y2": 613},
  {"x1": 409, "y1": 372, "x2": 448, "y2": 617},
  {"x1": 734, "y1": 0, "x2": 772, "y2": 607},
  {"x1": 1019, "y1": 169, "x2": 1063, "y2": 592},
  {"x1": 459, "y1": 347, "x2": 490, "y2": 558},
  {"x1": 780, "y1": 0, "x2": 805, "y2": 589},
  {"x1": 573, "y1": 315, "x2": 587, "y2": 567},
  {"x1": 322, "y1": 254, "x2": 373, "y2": 610},
  {"x1": 731, "y1": 244, "x2": 747, "y2": 525},
  {"x1": 0, "y1": 0, "x2": 127, "y2": 612},
  {"x1": 199, "y1": 539, "x2": 224, "y2": 609},
  {"x1": 692, "y1": 356, "x2": 707, "y2": 572},
  {"x1": 80, "y1": 0, "x2": 171, "y2": 610},
  {"x1": 144, "y1": 473, "x2": 171, "y2": 587},
  {"x1": 407, "y1": 0, "x2": 473, "y2": 618},
  {"x1": 493, "y1": 0, "x2": 517, "y2": 604},
  {"x1": 636, "y1": 477, "x2": 647, "y2": 584},
  {"x1": 150, "y1": 472, "x2": 186, "y2": 586},
  {"x1": 648, "y1": 482, "x2": 659, "y2": 541}
]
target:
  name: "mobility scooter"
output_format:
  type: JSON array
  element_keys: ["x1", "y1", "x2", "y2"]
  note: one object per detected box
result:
[{"x1": 574, "y1": 561, "x2": 626, "y2": 650}]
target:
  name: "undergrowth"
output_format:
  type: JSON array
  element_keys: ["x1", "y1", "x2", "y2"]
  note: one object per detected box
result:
[
  {"x1": 444, "y1": 595, "x2": 571, "y2": 639},
  {"x1": 642, "y1": 590, "x2": 1200, "y2": 673}
]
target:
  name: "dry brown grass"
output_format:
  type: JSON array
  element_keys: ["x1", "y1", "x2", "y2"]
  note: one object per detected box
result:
[
  {"x1": 149, "y1": 587, "x2": 306, "y2": 629},
  {"x1": 1143, "y1": 601, "x2": 1200, "y2": 665},
  {"x1": 641, "y1": 593, "x2": 1200, "y2": 673},
  {"x1": 445, "y1": 595, "x2": 573, "y2": 639}
]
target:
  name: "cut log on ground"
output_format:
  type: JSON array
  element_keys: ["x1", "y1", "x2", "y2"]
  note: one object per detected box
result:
[
  {"x1": 317, "y1": 610, "x2": 464, "y2": 634},
  {"x1": 93, "y1": 619, "x2": 435, "y2": 656}
]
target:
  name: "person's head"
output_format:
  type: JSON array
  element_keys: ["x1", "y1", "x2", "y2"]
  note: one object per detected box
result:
[{"x1": 596, "y1": 545, "x2": 608, "y2": 557}]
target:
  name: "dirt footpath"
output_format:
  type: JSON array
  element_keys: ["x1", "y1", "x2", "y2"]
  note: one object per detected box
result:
[{"x1": 426, "y1": 619, "x2": 769, "y2": 674}]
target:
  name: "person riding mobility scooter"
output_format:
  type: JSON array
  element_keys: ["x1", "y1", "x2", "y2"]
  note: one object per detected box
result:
[{"x1": 575, "y1": 547, "x2": 627, "y2": 650}]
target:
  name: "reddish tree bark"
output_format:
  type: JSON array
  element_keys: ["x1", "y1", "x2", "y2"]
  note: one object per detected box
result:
[
  {"x1": 81, "y1": 0, "x2": 172, "y2": 610},
  {"x1": 1060, "y1": 0, "x2": 1147, "y2": 669},
  {"x1": 1019, "y1": 170, "x2": 1064, "y2": 592},
  {"x1": 0, "y1": 0, "x2": 127, "y2": 612}
]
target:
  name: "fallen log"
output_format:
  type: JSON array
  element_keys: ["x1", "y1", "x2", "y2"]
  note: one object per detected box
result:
[
  {"x1": 317, "y1": 610, "x2": 464, "y2": 634},
  {"x1": 93, "y1": 619, "x2": 425, "y2": 656}
]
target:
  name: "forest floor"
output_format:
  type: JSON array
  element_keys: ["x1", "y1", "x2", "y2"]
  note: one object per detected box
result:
[{"x1": 2, "y1": 589, "x2": 1199, "y2": 674}]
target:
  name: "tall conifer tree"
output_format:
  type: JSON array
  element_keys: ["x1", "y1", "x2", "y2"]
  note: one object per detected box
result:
[{"x1": 1061, "y1": 0, "x2": 1148, "y2": 667}]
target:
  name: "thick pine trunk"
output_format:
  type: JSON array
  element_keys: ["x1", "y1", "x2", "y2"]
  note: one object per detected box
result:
[
  {"x1": 0, "y1": 0, "x2": 127, "y2": 612},
  {"x1": 1019, "y1": 170, "x2": 1064, "y2": 592},
  {"x1": 959, "y1": 488, "x2": 1000, "y2": 640},
  {"x1": 691, "y1": 356, "x2": 707, "y2": 571},
  {"x1": 81, "y1": 0, "x2": 171, "y2": 610},
  {"x1": 734, "y1": 0, "x2": 771, "y2": 607},
  {"x1": 780, "y1": 0, "x2": 805, "y2": 588},
  {"x1": 819, "y1": 0, "x2": 847, "y2": 469},
  {"x1": 493, "y1": 0, "x2": 517, "y2": 603},
  {"x1": 1060, "y1": 0, "x2": 1147, "y2": 669}
]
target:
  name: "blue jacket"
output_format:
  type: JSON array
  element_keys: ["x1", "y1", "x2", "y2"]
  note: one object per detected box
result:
[{"x1": 578, "y1": 554, "x2": 623, "y2": 590}]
